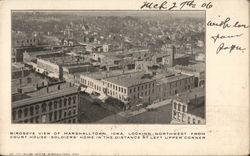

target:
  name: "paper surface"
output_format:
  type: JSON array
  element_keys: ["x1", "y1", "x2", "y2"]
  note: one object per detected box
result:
[{"x1": 0, "y1": 0, "x2": 249, "y2": 155}]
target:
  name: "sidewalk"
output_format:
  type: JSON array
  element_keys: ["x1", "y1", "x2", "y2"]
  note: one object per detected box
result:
[{"x1": 118, "y1": 99, "x2": 172, "y2": 118}]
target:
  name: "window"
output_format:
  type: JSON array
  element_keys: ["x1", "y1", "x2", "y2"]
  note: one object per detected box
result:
[
  {"x1": 173, "y1": 110, "x2": 177, "y2": 119},
  {"x1": 64, "y1": 98, "x2": 67, "y2": 106},
  {"x1": 30, "y1": 106, "x2": 34, "y2": 116},
  {"x1": 174, "y1": 102, "x2": 177, "y2": 109},
  {"x1": 59, "y1": 110, "x2": 62, "y2": 119},
  {"x1": 68, "y1": 97, "x2": 72, "y2": 105},
  {"x1": 35, "y1": 105, "x2": 39, "y2": 114},
  {"x1": 182, "y1": 105, "x2": 186, "y2": 112},
  {"x1": 49, "y1": 112, "x2": 53, "y2": 121},
  {"x1": 42, "y1": 103, "x2": 47, "y2": 112},
  {"x1": 35, "y1": 116, "x2": 39, "y2": 123},
  {"x1": 130, "y1": 89, "x2": 132, "y2": 94},
  {"x1": 124, "y1": 89, "x2": 126, "y2": 94},
  {"x1": 73, "y1": 109, "x2": 76, "y2": 115},
  {"x1": 54, "y1": 111, "x2": 57, "y2": 120},
  {"x1": 54, "y1": 101, "x2": 57, "y2": 109},
  {"x1": 73, "y1": 96, "x2": 76, "y2": 104},
  {"x1": 178, "y1": 104, "x2": 181, "y2": 111},
  {"x1": 12, "y1": 110, "x2": 16, "y2": 120},
  {"x1": 193, "y1": 118, "x2": 196, "y2": 124},
  {"x1": 182, "y1": 114, "x2": 185, "y2": 122},
  {"x1": 59, "y1": 99, "x2": 62, "y2": 108},
  {"x1": 134, "y1": 88, "x2": 136, "y2": 92},
  {"x1": 49, "y1": 102, "x2": 53, "y2": 110},
  {"x1": 175, "y1": 90, "x2": 178, "y2": 95}
]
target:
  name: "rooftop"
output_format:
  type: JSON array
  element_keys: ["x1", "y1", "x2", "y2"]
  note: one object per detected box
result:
[
  {"x1": 158, "y1": 73, "x2": 191, "y2": 84},
  {"x1": 103, "y1": 71, "x2": 155, "y2": 87},
  {"x1": 25, "y1": 50, "x2": 63, "y2": 57},
  {"x1": 80, "y1": 69, "x2": 136, "y2": 80},
  {"x1": 12, "y1": 83, "x2": 78, "y2": 108},
  {"x1": 38, "y1": 56, "x2": 85, "y2": 66}
]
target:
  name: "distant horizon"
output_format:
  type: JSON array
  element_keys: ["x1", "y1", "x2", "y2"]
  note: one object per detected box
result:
[{"x1": 12, "y1": 10, "x2": 205, "y2": 18}]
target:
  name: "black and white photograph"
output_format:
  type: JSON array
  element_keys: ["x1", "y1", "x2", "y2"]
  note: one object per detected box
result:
[{"x1": 11, "y1": 10, "x2": 205, "y2": 124}]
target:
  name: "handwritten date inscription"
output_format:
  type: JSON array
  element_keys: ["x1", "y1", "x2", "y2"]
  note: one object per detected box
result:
[{"x1": 140, "y1": 0, "x2": 213, "y2": 10}]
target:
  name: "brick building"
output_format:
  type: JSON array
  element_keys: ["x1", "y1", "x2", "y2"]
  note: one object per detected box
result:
[{"x1": 12, "y1": 83, "x2": 79, "y2": 124}]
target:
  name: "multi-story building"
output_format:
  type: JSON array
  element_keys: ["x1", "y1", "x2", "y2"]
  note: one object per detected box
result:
[
  {"x1": 155, "y1": 72, "x2": 195, "y2": 101},
  {"x1": 102, "y1": 71, "x2": 157, "y2": 105},
  {"x1": 14, "y1": 37, "x2": 40, "y2": 47},
  {"x1": 36, "y1": 56, "x2": 86, "y2": 80},
  {"x1": 12, "y1": 46, "x2": 46, "y2": 62},
  {"x1": 168, "y1": 63, "x2": 205, "y2": 87},
  {"x1": 12, "y1": 82, "x2": 79, "y2": 124},
  {"x1": 171, "y1": 88, "x2": 205, "y2": 124}
]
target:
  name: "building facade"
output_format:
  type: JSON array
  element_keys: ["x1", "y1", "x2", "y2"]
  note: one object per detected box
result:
[
  {"x1": 171, "y1": 99, "x2": 205, "y2": 124},
  {"x1": 155, "y1": 73, "x2": 195, "y2": 101},
  {"x1": 12, "y1": 85, "x2": 79, "y2": 124}
]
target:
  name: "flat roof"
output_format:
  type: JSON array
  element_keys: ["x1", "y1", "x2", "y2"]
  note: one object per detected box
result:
[
  {"x1": 103, "y1": 71, "x2": 154, "y2": 87},
  {"x1": 25, "y1": 50, "x2": 63, "y2": 57},
  {"x1": 80, "y1": 70, "x2": 136, "y2": 80},
  {"x1": 12, "y1": 86, "x2": 78, "y2": 108},
  {"x1": 39, "y1": 56, "x2": 85, "y2": 65},
  {"x1": 155, "y1": 72, "x2": 192, "y2": 85},
  {"x1": 173, "y1": 87, "x2": 205, "y2": 103}
]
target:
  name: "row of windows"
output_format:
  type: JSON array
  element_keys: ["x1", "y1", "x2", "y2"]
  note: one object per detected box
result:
[
  {"x1": 132, "y1": 89, "x2": 154, "y2": 99},
  {"x1": 107, "y1": 90, "x2": 127, "y2": 101},
  {"x1": 49, "y1": 108, "x2": 77, "y2": 122},
  {"x1": 173, "y1": 102, "x2": 186, "y2": 112},
  {"x1": 173, "y1": 111, "x2": 202, "y2": 124},
  {"x1": 170, "y1": 78, "x2": 193, "y2": 88},
  {"x1": 129, "y1": 82, "x2": 154, "y2": 94},
  {"x1": 106, "y1": 82, "x2": 127, "y2": 94},
  {"x1": 12, "y1": 96, "x2": 77, "y2": 120},
  {"x1": 14, "y1": 107, "x2": 77, "y2": 123},
  {"x1": 17, "y1": 39, "x2": 36, "y2": 44},
  {"x1": 81, "y1": 78, "x2": 102, "y2": 92},
  {"x1": 16, "y1": 117, "x2": 77, "y2": 124}
]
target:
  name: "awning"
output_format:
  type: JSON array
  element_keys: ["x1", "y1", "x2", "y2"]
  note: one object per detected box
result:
[
  {"x1": 98, "y1": 94, "x2": 108, "y2": 101},
  {"x1": 85, "y1": 87, "x2": 94, "y2": 94},
  {"x1": 48, "y1": 73, "x2": 59, "y2": 78},
  {"x1": 80, "y1": 87, "x2": 86, "y2": 92}
]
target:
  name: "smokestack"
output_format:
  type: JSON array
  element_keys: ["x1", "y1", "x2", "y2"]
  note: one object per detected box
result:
[{"x1": 169, "y1": 45, "x2": 175, "y2": 67}]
